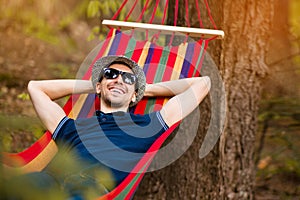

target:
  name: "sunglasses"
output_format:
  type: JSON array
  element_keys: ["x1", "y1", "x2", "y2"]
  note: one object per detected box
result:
[{"x1": 100, "y1": 68, "x2": 137, "y2": 85}]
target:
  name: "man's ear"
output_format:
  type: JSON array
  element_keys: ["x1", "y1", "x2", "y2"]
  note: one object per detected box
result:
[
  {"x1": 96, "y1": 82, "x2": 101, "y2": 95},
  {"x1": 131, "y1": 92, "x2": 137, "y2": 103}
]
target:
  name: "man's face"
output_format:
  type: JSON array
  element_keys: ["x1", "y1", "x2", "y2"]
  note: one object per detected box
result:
[{"x1": 96, "y1": 63, "x2": 137, "y2": 109}]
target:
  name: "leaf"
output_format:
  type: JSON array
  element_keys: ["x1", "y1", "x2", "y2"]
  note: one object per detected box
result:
[
  {"x1": 0, "y1": 134, "x2": 13, "y2": 152},
  {"x1": 87, "y1": 32, "x2": 95, "y2": 41},
  {"x1": 92, "y1": 26, "x2": 100, "y2": 34},
  {"x1": 87, "y1": 0, "x2": 101, "y2": 18},
  {"x1": 17, "y1": 93, "x2": 30, "y2": 101},
  {"x1": 257, "y1": 156, "x2": 272, "y2": 169}
]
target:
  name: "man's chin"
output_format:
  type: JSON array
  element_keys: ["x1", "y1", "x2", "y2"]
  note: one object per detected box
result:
[{"x1": 103, "y1": 98, "x2": 127, "y2": 109}]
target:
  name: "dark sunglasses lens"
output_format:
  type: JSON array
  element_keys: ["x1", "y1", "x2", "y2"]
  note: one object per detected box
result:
[
  {"x1": 103, "y1": 68, "x2": 118, "y2": 79},
  {"x1": 122, "y1": 73, "x2": 136, "y2": 85}
]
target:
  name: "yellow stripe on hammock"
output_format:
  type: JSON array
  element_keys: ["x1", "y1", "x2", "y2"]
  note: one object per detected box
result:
[
  {"x1": 163, "y1": 43, "x2": 188, "y2": 105},
  {"x1": 137, "y1": 41, "x2": 151, "y2": 69},
  {"x1": 171, "y1": 42, "x2": 188, "y2": 80}
]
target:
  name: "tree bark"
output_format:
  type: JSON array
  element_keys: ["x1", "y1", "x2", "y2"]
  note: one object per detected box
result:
[{"x1": 135, "y1": 0, "x2": 274, "y2": 199}]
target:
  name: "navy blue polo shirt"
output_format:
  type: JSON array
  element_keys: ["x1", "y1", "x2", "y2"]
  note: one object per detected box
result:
[{"x1": 50, "y1": 111, "x2": 168, "y2": 189}]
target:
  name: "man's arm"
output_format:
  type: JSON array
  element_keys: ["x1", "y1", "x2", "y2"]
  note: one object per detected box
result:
[
  {"x1": 28, "y1": 80, "x2": 94, "y2": 134},
  {"x1": 144, "y1": 76, "x2": 211, "y2": 127}
]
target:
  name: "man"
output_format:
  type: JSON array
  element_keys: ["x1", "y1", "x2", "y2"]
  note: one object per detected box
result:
[{"x1": 20, "y1": 55, "x2": 210, "y2": 199}]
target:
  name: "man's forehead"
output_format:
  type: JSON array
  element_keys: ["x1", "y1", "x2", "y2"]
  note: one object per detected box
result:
[{"x1": 109, "y1": 63, "x2": 134, "y2": 73}]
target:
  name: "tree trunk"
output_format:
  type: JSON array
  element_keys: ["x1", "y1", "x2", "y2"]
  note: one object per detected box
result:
[
  {"x1": 216, "y1": 0, "x2": 274, "y2": 198},
  {"x1": 135, "y1": 0, "x2": 274, "y2": 199}
]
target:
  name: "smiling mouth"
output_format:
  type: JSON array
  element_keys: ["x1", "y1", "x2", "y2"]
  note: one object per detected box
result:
[{"x1": 109, "y1": 87, "x2": 125, "y2": 94}]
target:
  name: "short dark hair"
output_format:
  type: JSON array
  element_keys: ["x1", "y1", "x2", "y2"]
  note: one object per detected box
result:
[{"x1": 108, "y1": 61, "x2": 132, "y2": 70}]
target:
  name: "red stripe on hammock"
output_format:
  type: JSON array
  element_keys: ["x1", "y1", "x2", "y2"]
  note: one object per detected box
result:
[
  {"x1": 131, "y1": 40, "x2": 147, "y2": 63},
  {"x1": 145, "y1": 45, "x2": 163, "y2": 84},
  {"x1": 2, "y1": 131, "x2": 52, "y2": 166},
  {"x1": 162, "y1": 45, "x2": 179, "y2": 81},
  {"x1": 115, "y1": 31, "x2": 130, "y2": 55},
  {"x1": 144, "y1": 45, "x2": 164, "y2": 112}
]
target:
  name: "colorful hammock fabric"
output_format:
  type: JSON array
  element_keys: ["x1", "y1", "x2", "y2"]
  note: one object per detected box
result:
[{"x1": 2, "y1": 28, "x2": 208, "y2": 199}]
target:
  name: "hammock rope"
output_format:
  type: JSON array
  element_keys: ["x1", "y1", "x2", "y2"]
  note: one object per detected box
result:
[
  {"x1": 204, "y1": 0, "x2": 217, "y2": 29},
  {"x1": 111, "y1": 0, "x2": 129, "y2": 21},
  {"x1": 185, "y1": 0, "x2": 191, "y2": 28},
  {"x1": 111, "y1": 0, "x2": 217, "y2": 30},
  {"x1": 195, "y1": 0, "x2": 203, "y2": 28}
]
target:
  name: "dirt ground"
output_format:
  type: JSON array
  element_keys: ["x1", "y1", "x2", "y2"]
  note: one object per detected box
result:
[{"x1": 1, "y1": 19, "x2": 299, "y2": 199}]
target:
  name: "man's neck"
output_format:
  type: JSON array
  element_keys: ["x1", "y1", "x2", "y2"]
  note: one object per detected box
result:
[
  {"x1": 100, "y1": 107, "x2": 128, "y2": 114},
  {"x1": 100, "y1": 104, "x2": 129, "y2": 113}
]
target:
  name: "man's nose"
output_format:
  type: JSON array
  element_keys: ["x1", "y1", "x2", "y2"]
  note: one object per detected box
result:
[{"x1": 116, "y1": 74, "x2": 124, "y2": 83}]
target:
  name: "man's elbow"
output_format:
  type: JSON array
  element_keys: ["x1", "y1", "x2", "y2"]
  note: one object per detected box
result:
[
  {"x1": 27, "y1": 80, "x2": 43, "y2": 96},
  {"x1": 196, "y1": 76, "x2": 211, "y2": 103},
  {"x1": 202, "y1": 76, "x2": 211, "y2": 93},
  {"x1": 27, "y1": 80, "x2": 37, "y2": 92},
  {"x1": 192, "y1": 76, "x2": 211, "y2": 104}
]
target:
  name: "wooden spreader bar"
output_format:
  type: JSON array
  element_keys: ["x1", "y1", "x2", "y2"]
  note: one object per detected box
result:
[{"x1": 102, "y1": 20, "x2": 224, "y2": 39}]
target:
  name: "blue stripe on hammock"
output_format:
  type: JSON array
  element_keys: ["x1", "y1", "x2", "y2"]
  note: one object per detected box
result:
[
  {"x1": 143, "y1": 43, "x2": 155, "y2": 75},
  {"x1": 77, "y1": 94, "x2": 96, "y2": 118},
  {"x1": 108, "y1": 31, "x2": 122, "y2": 55},
  {"x1": 181, "y1": 42, "x2": 195, "y2": 78}
]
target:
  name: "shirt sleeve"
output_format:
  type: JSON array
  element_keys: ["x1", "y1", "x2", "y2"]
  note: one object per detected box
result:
[
  {"x1": 156, "y1": 111, "x2": 169, "y2": 131},
  {"x1": 52, "y1": 116, "x2": 70, "y2": 140}
]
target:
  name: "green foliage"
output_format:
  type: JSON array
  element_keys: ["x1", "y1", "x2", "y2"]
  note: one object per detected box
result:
[
  {"x1": 0, "y1": 73, "x2": 16, "y2": 88},
  {"x1": 1, "y1": 0, "x2": 90, "y2": 45},
  {"x1": 0, "y1": 141, "x2": 115, "y2": 199},
  {"x1": 289, "y1": 1, "x2": 300, "y2": 38},
  {"x1": 23, "y1": 13, "x2": 60, "y2": 45},
  {"x1": 87, "y1": 26, "x2": 100, "y2": 41},
  {"x1": 257, "y1": 97, "x2": 300, "y2": 185},
  {"x1": 49, "y1": 63, "x2": 74, "y2": 79},
  {"x1": 86, "y1": 0, "x2": 122, "y2": 41},
  {"x1": 0, "y1": 114, "x2": 45, "y2": 152},
  {"x1": 87, "y1": 0, "x2": 102, "y2": 18},
  {"x1": 0, "y1": 132, "x2": 13, "y2": 153},
  {"x1": 59, "y1": 1, "x2": 90, "y2": 29},
  {"x1": 85, "y1": 0, "x2": 165, "y2": 41},
  {"x1": 2, "y1": 4, "x2": 59, "y2": 45},
  {"x1": 17, "y1": 93, "x2": 30, "y2": 101},
  {"x1": 289, "y1": 1, "x2": 300, "y2": 74}
]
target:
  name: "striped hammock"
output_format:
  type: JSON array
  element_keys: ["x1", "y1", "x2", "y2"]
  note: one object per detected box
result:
[{"x1": 2, "y1": 28, "x2": 208, "y2": 200}]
